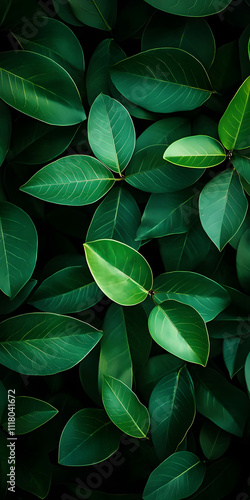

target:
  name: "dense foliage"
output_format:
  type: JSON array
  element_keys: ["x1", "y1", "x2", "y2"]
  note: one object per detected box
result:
[{"x1": 1, "y1": 0, "x2": 250, "y2": 498}]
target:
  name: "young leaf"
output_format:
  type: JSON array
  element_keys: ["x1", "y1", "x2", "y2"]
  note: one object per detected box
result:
[
  {"x1": 143, "y1": 451, "x2": 205, "y2": 500},
  {"x1": 149, "y1": 366, "x2": 196, "y2": 460},
  {"x1": 68, "y1": 0, "x2": 117, "y2": 31},
  {"x1": 199, "y1": 169, "x2": 248, "y2": 250},
  {"x1": 28, "y1": 266, "x2": 103, "y2": 313},
  {"x1": 143, "y1": 0, "x2": 232, "y2": 16},
  {"x1": 86, "y1": 187, "x2": 142, "y2": 250},
  {"x1": 2, "y1": 396, "x2": 58, "y2": 434},
  {"x1": 83, "y1": 239, "x2": 153, "y2": 306},
  {"x1": 0, "y1": 313, "x2": 102, "y2": 375},
  {"x1": 0, "y1": 202, "x2": 38, "y2": 298},
  {"x1": 20, "y1": 156, "x2": 115, "y2": 206},
  {"x1": 59, "y1": 408, "x2": 120, "y2": 466},
  {"x1": 0, "y1": 51, "x2": 85, "y2": 126},
  {"x1": 102, "y1": 375, "x2": 150, "y2": 438},
  {"x1": 193, "y1": 366, "x2": 250, "y2": 437},
  {"x1": 218, "y1": 76, "x2": 250, "y2": 150},
  {"x1": 88, "y1": 94, "x2": 135, "y2": 174},
  {"x1": 163, "y1": 136, "x2": 226, "y2": 168},
  {"x1": 236, "y1": 229, "x2": 250, "y2": 293},
  {"x1": 199, "y1": 421, "x2": 231, "y2": 460},
  {"x1": 0, "y1": 100, "x2": 11, "y2": 167},
  {"x1": 148, "y1": 300, "x2": 209, "y2": 366},
  {"x1": 110, "y1": 48, "x2": 212, "y2": 113},
  {"x1": 153, "y1": 271, "x2": 231, "y2": 322}
]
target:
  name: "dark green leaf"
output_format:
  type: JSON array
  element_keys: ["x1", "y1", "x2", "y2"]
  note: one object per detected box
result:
[
  {"x1": 52, "y1": 0, "x2": 83, "y2": 26},
  {"x1": 199, "y1": 421, "x2": 231, "y2": 460},
  {"x1": 16, "y1": 452, "x2": 51, "y2": 499},
  {"x1": 0, "y1": 381, "x2": 7, "y2": 422},
  {"x1": 123, "y1": 304, "x2": 152, "y2": 373},
  {"x1": 0, "y1": 279, "x2": 37, "y2": 316},
  {"x1": 135, "y1": 116, "x2": 191, "y2": 153},
  {"x1": 143, "y1": 0, "x2": 232, "y2": 16},
  {"x1": 0, "y1": 100, "x2": 11, "y2": 167},
  {"x1": 236, "y1": 228, "x2": 250, "y2": 293},
  {"x1": 2, "y1": 396, "x2": 58, "y2": 434},
  {"x1": 68, "y1": 0, "x2": 117, "y2": 31},
  {"x1": 188, "y1": 457, "x2": 240, "y2": 500}
]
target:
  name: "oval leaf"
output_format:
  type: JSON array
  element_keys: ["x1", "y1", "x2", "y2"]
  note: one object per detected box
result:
[
  {"x1": 149, "y1": 366, "x2": 196, "y2": 459},
  {"x1": 110, "y1": 48, "x2": 212, "y2": 114},
  {"x1": 164, "y1": 136, "x2": 226, "y2": 168},
  {"x1": 2, "y1": 396, "x2": 58, "y2": 435},
  {"x1": 102, "y1": 375, "x2": 150, "y2": 438},
  {"x1": 143, "y1": 451, "x2": 206, "y2": 500},
  {"x1": 153, "y1": 271, "x2": 231, "y2": 322},
  {"x1": 59, "y1": 408, "x2": 120, "y2": 466},
  {"x1": 199, "y1": 169, "x2": 248, "y2": 250},
  {"x1": 88, "y1": 94, "x2": 135, "y2": 174},
  {"x1": 0, "y1": 201, "x2": 38, "y2": 298},
  {"x1": 0, "y1": 51, "x2": 85, "y2": 126},
  {"x1": 199, "y1": 421, "x2": 231, "y2": 460},
  {"x1": 148, "y1": 300, "x2": 209, "y2": 366},
  {"x1": 68, "y1": 0, "x2": 117, "y2": 31},
  {"x1": 0, "y1": 313, "x2": 102, "y2": 375},
  {"x1": 83, "y1": 239, "x2": 153, "y2": 306},
  {"x1": 144, "y1": 0, "x2": 232, "y2": 16},
  {"x1": 20, "y1": 155, "x2": 115, "y2": 206}
]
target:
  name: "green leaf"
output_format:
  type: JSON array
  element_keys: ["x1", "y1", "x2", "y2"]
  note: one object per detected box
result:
[
  {"x1": 0, "y1": 202, "x2": 38, "y2": 298},
  {"x1": 164, "y1": 136, "x2": 226, "y2": 168},
  {"x1": 2, "y1": 396, "x2": 58, "y2": 434},
  {"x1": 245, "y1": 351, "x2": 250, "y2": 392},
  {"x1": 149, "y1": 366, "x2": 196, "y2": 460},
  {"x1": 188, "y1": 457, "x2": 240, "y2": 500},
  {"x1": 136, "y1": 188, "x2": 198, "y2": 240},
  {"x1": 98, "y1": 303, "x2": 133, "y2": 391},
  {"x1": 193, "y1": 366, "x2": 250, "y2": 437},
  {"x1": 126, "y1": 145, "x2": 204, "y2": 193},
  {"x1": 0, "y1": 51, "x2": 85, "y2": 126},
  {"x1": 83, "y1": 239, "x2": 153, "y2": 306},
  {"x1": 13, "y1": 17, "x2": 85, "y2": 90},
  {"x1": 86, "y1": 39, "x2": 125, "y2": 105},
  {"x1": 7, "y1": 118, "x2": 78, "y2": 165},
  {"x1": 218, "y1": 76, "x2": 250, "y2": 150},
  {"x1": 88, "y1": 94, "x2": 135, "y2": 174},
  {"x1": 148, "y1": 300, "x2": 209, "y2": 366},
  {"x1": 86, "y1": 187, "x2": 141, "y2": 250},
  {"x1": 143, "y1": 451, "x2": 205, "y2": 500},
  {"x1": 110, "y1": 48, "x2": 212, "y2": 114},
  {"x1": 16, "y1": 452, "x2": 51, "y2": 500},
  {"x1": 236, "y1": 229, "x2": 250, "y2": 293},
  {"x1": 0, "y1": 312, "x2": 102, "y2": 375},
  {"x1": 232, "y1": 152, "x2": 250, "y2": 183},
  {"x1": 68, "y1": 0, "x2": 117, "y2": 31},
  {"x1": 153, "y1": 271, "x2": 231, "y2": 322},
  {"x1": 28, "y1": 266, "x2": 103, "y2": 313},
  {"x1": 0, "y1": 100, "x2": 11, "y2": 167},
  {"x1": 102, "y1": 375, "x2": 150, "y2": 438},
  {"x1": 143, "y1": 0, "x2": 232, "y2": 16},
  {"x1": 135, "y1": 116, "x2": 191, "y2": 153},
  {"x1": 199, "y1": 421, "x2": 231, "y2": 460},
  {"x1": 59, "y1": 408, "x2": 120, "y2": 466},
  {"x1": 0, "y1": 280, "x2": 37, "y2": 316},
  {"x1": 52, "y1": 0, "x2": 83, "y2": 26},
  {"x1": 142, "y1": 15, "x2": 215, "y2": 70},
  {"x1": 199, "y1": 169, "x2": 248, "y2": 250},
  {"x1": 79, "y1": 344, "x2": 102, "y2": 407},
  {"x1": 223, "y1": 336, "x2": 250, "y2": 378},
  {"x1": 20, "y1": 155, "x2": 115, "y2": 206}
]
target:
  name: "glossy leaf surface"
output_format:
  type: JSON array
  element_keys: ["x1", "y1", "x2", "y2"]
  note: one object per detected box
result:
[{"x1": 164, "y1": 136, "x2": 226, "y2": 168}]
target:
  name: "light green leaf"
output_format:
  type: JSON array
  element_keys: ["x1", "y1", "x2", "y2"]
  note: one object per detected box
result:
[
  {"x1": 142, "y1": 15, "x2": 215, "y2": 69},
  {"x1": 126, "y1": 145, "x2": 204, "y2": 193},
  {"x1": 102, "y1": 375, "x2": 150, "y2": 438},
  {"x1": 143, "y1": 451, "x2": 206, "y2": 500},
  {"x1": 136, "y1": 188, "x2": 198, "y2": 240},
  {"x1": 149, "y1": 366, "x2": 196, "y2": 460},
  {"x1": 0, "y1": 312, "x2": 102, "y2": 375},
  {"x1": 0, "y1": 51, "x2": 85, "y2": 126},
  {"x1": 58, "y1": 408, "x2": 120, "y2": 466},
  {"x1": 86, "y1": 187, "x2": 141, "y2": 250},
  {"x1": 153, "y1": 271, "x2": 231, "y2": 322},
  {"x1": 148, "y1": 300, "x2": 209, "y2": 366},
  {"x1": 68, "y1": 0, "x2": 117, "y2": 31},
  {"x1": 20, "y1": 155, "x2": 115, "y2": 206},
  {"x1": 218, "y1": 76, "x2": 250, "y2": 150},
  {"x1": 98, "y1": 303, "x2": 133, "y2": 391},
  {"x1": 88, "y1": 94, "x2": 135, "y2": 174},
  {"x1": 236, "y1": 229, "x2": 250, "y2": 293},
  {"x1": 0, "y1": 100, "x2": 11, "y2": 167},
  {"x1": 164, "y1": 136, "x2": 226, "y2": 168},
  {"x1": 2, "y1": 396, "x2": 58, "y2": 434},
  {"x1": 83, "y1": 239, "x2": 153, "y2": 306},
  {"x1": 0, "y1": 202, "x2": 38, "y2": 298},
  {"x1": 199, "y1": 169, "x2": 248, "y2": 250},
  {"x1": 199, "y1": 421, "x2": 231, "y2": 460},
  {"x1": 28, "y1": 266, "x2": 103, "y2": 313},
  {"x1": 110, "y1": 48, "x2": 212, "y2": 114},
  {"x1": 193, "y1": 366, "x2": 250, "y2": 436}
]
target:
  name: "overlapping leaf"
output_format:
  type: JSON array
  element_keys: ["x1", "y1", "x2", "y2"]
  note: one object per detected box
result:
[
  {"x1": 164, "y1": 136, "x2": 226, "y2": 168},
  {"x1": 68, "y1": 0, "x2": 117, "y2": 31},
  {"x1": 143, "y1": 0, "x2": 232, "y2": 16}
]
